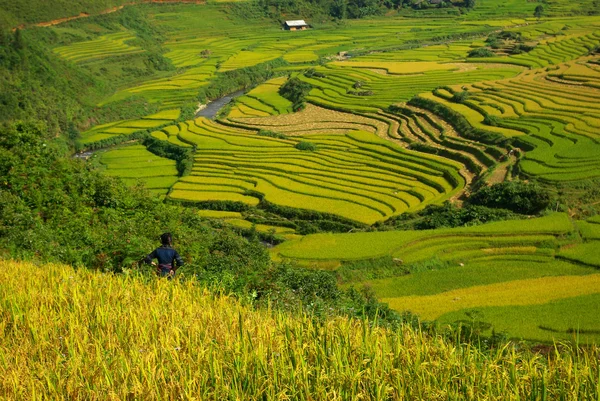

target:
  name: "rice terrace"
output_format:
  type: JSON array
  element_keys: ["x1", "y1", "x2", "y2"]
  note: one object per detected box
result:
[{"x1": 1, "y1": 0, "x2": 600, "y2": 399}]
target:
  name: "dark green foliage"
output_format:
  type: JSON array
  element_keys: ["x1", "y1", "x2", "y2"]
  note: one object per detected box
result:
[
  {"x1": 330, "y1": 0, "x2": 348, "y2": 19},
  {"x1": 258, "y1": 263, "x2": 412, "y2": 328},
  {"x1": 468, "y1": 181, "x2": 552, "y2": 214},
  {"x1": 451, "y1": 90, "x2": 470, "y2": 103},
  {"x1": 376, "y1": 202, "x2": 521, "y2": 230},
  {"x1": 143, "y1": 136, "x2": 195, "y2": 176},
  {"x1": 258, "y1": 129, "x2": 288, "y2": 139},
  {"x1": 279, "y1": 76, "x2": 312, "y2": 111},
  {"x1": 304, "y1": 68, "x2": 326, "y2": 78},
  {"x1": 197, "y1": 58, "x2": 289, "y2": 104},
  {"x1": 0, "y1": 121, "x2": 206, "y2": 270},
  {"x1": 295, "y1": 141, "x2": 317, "y2": 151},
  {"x1": 407, "y1": 96, "x2": 506, "y2": 145},
  {"x1": 511, "y1": 43, "x2": 535, "y2": 54},
  {"x1": 468, "y1": 47, "x2": 495, "y2": 58},
  {"x1": 534, "y1": 5, "x2": 544, "y2": 18},
  {"x1": 0, "y1": 27, "x2": 95, "y2": 137},
  {"x1": 232, "y1": 0, "x2": 468, "y2": 21}
]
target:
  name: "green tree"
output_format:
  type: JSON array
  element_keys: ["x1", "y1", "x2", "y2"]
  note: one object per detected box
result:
[
  {"x1": 465, "y1": 0, "x2": 476, "y2": 8},
  {"x1": 331, "y1": 0, "x2": 348, "y2": 19},
  {"x1": 534, "y1": 5, "x2": 544, "y2": 19}
]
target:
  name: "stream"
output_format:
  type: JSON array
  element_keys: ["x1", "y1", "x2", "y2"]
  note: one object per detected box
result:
[{"x1": 196, "y1": 90, "x2": 245, "y2": 119}]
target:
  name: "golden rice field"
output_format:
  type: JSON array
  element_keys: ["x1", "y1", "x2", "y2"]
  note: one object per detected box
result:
[{"x1": 1, "y1": 260, "x2": 599, "y2": 400}]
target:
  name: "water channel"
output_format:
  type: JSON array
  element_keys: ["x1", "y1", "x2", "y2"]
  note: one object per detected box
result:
[{"x1": 195, "y1": 90, "x2": 245, "y2": 119}]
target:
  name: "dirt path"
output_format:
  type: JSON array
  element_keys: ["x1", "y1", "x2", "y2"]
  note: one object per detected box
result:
[
  {"x1": 14, "y1": 0, "x2": 206, "y2": 30},
  {"x1": 487, "y1": 155, "x2": 516, "y2": 185}
]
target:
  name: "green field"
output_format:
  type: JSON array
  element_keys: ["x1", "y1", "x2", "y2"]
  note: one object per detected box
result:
[
  {"x1": 273, "y1": 214, "x2": 600, "y2": 342},
  {"x1": 36, "y1": 0, "x2": 600, "y2": 343},
  {"x1": 97, "y1": 144, "x2": 178, "y2": 195},
  {"x1": 162, "y1": 118, "x2": 464, "y2": 224}
]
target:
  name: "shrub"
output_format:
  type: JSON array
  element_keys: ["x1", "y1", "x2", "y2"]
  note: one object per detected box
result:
[
  {"x1": 304, "y1": 68, "x2": 326, "y2": 78},
  {"x1": 468, "y1": 47, "x2": 495, "y2": 58},
  {"x1": 467, "y1": 181, "x2": 552, "y2": 214},
  {"x1": 258, "y1": 129, "x2": 288, "y2": 139},
  {"x1": 451, "y1": 90, "x2": 469, "y2": 103},
  {"x1": 511, "y1": 44, "x2": 535, "y2": 54},
  {"x1": 376, "y1": 202, "x2": 520, "y2": 230},
  {"x1": 279, "y1": 77, "x2": 313, "y2": 111},
  {"x1": 295, "y1": 141, "x2": 317, "y2": 151}
]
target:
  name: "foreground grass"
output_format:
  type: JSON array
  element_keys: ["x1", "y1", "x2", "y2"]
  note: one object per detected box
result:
[{"x1": 0, "y1": 260, "x2": 599, "y2": 400}]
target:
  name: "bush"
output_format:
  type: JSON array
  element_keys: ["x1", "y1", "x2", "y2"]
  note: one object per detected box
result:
[
  {"x1": 295, "y1": 141, "x2": 317, "y2": 151},
  {"x1": 468, "y1": 47, "x2": 495, "y2": 58},
  {"x1": 452, "y1": 90, "x2": 470, "y2": 103},
  {"x1": 258, "y1": 129, "x2": 288, "y2": 139},
  {"x1": 376, "y1": 202, "x2": 521, "y2": 230},
  {"x1": 467, "y1": 181, "x2": 552, "y2": 214},
  {"x1": 279, "y1": 77, "x2": 312, "y2": 111},
  {"x1": 304, "y1": 68, "x2": 326, "y2": 78},
  {"x1": 510, "y1": 44, "x2": 535, "y2": 54}
]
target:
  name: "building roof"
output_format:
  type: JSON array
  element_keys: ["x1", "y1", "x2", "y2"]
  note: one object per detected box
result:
[{"x1": 285, "y1": 20, "x2": 308, "y2": 27}]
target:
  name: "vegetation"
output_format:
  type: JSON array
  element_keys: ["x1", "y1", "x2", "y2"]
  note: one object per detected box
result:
[
  {"x1": 2, "y1": 259, "x2": 599, "y2": 400},
  {"x1": 2, "y1": 3, "x2": 600, "y2": 397},
  {"x1": 468, "y1": 181, "x2": 552, "y2": 215}
]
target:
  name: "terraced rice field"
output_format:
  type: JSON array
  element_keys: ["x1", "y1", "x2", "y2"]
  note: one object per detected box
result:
[
  {"x1": 429, "y1": 64, "x2": 600, "y2": 182},
  {"x1": 98, "y1": 144, "x2": 179, "y2": 195},
  {"x1": 81, "y1": 110, "x2": 181, "y2": 144},
  {"x1": 228, "y1": 77, "x2": 293, "y2": 118},
  {"x1": 51, "y1": 1, "x2": 600, "y2": 342},
  {"x1": 298, "y1": 63, "x2": 523, "y2": 112},
  {"x1": 273, "y1": 213, "x2": 600, "y2": 342},
  {"x1": 163, "y1": 117, "x2": 464, "y2": 224},
  {"x1": 53, "y1": 31, "x2": 144, "y2": 63}
]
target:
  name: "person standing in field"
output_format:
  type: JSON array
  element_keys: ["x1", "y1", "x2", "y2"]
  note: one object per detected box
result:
[{"x1": 144, "y1": 232, "x2": 184, "y2": 278}]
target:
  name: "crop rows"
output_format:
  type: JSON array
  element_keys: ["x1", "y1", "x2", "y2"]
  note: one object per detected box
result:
[
  {"x1": 274, "y1": 213, "x2": 600, "y2": 341},
  {"x1": 436, "y1": 65, "x2": 600, "y2": 182},
  {"x1": 297, "y1": 64, "x2": 522, "y2": 112},
  {"x1": 274, "y1": 213, "x2": 573, "y2": 260},
  {"x1": 228, "y1": 77, "x2": 293, "y2": 118},
  {"x1": 53, "y1": 32, "x2": 144, "y2": 63},
  {"x1": 471, "y1": 32, "x2": 600, "y2": 69},
  {"x1": 98, "y1": 145, "x2": 178, "y2": 195},
  {"x1": 156, "y1": 117, "x2": 464, "y2": 224}
]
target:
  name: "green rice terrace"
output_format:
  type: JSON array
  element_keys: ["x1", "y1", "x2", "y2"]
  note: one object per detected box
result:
[{"x1": 5, "y1": 0, "x2": 600, "y2": 345}]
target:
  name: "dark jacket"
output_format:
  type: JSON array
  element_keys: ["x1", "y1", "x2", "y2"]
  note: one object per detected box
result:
[{"x1": 145, "y1": 245, "x2": 184, "y2": 271}]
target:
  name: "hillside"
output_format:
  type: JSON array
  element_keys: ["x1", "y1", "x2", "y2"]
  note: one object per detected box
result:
[
  {"x1": 1, "y1": 0, "x2": 600, "y2": 348},
  {"x1": 1, "y1": 259, "x2": 598, "y2": 400}
]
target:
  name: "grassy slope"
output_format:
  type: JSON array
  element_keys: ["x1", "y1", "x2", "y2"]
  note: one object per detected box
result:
[
  {"x1": 0, "y1": 0, "x2": 133, "y2": 27},
  {"x1": 1, "y1": 259, "x2": 599, "y2": 400}
]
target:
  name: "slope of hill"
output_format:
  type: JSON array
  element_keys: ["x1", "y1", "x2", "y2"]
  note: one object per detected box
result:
[{"x1": 1, "y1": 259, "x2": 598, "y2": 400}]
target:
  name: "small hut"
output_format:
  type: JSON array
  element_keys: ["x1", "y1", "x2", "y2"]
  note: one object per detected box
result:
[{"x1": 284, "y1": 20, "x2": 309, "y2": 31}]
